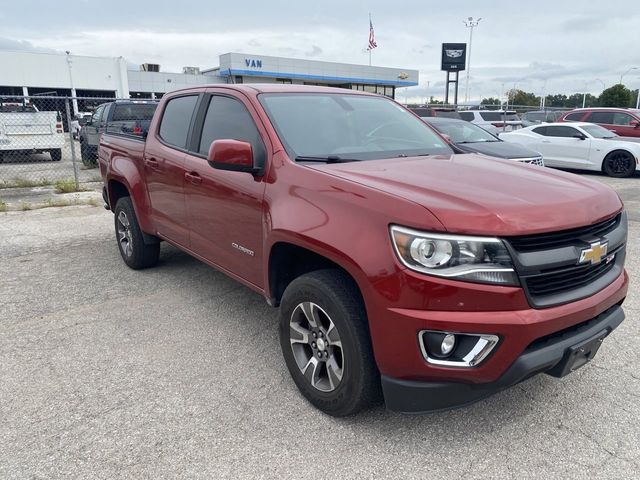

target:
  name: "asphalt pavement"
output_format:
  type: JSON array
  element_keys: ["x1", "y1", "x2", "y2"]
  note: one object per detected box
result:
[{"x1": 0, "y1": 172, "x2": 639, "y2": 479}]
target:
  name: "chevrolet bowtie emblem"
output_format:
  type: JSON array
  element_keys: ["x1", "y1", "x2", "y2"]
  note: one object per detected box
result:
[{"x1": 578, "y1": 241, "x2": 608, "y2": 265}]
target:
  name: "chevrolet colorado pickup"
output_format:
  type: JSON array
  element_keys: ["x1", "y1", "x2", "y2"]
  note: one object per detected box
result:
[{"x1": 99, "y1": 85, "x2": 628, "y2": 416}]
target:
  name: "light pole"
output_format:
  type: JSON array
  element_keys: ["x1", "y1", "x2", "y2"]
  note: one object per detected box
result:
[
  {"x1": 463, "y1": 16, "x2": 481, "y2": 103},
  {"x1": 620, "y1": 67, "x2": 638, "y2": 85},
  {"x1": 65, "y1": 51, "x2": 78, "y2": 116}
]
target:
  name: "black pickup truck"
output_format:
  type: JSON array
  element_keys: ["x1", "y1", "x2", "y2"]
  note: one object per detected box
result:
[{"x1": 79, "y1": 100, "x2": 157, "y2": 166}]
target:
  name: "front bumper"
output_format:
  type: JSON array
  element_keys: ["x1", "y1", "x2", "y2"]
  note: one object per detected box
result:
[{"x1": 381, "y1": 304, "x2": 624, "y2": 413}]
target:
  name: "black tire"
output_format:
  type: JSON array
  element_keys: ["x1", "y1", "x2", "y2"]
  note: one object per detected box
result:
[
  {"x1": 279, "y1": 269, "x2": 380, "y2": 416},
  {"x1": 50, "y1": 149, "x2": 62, "y2": 162},
  {"x1": 603, "y1": 150, "x2": 636, "y2": 178},
  {"x1": 113, "y1": 197, "x2": 160, "y2": 269},
  {"x1": 80, "y1": 141, "x2": 96, "y2": 167}
]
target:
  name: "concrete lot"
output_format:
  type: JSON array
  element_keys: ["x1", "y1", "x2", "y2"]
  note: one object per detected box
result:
[{"x1": 0, "y1": 172, "x2": 638, "y2": 479}]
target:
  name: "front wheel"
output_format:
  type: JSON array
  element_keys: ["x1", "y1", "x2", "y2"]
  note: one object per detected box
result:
[
  {"x1": 603, "y1": 150, "x2": 636, "y2": 178},
  {"x1": 80, "y1": 141, "x2": 96, "y2": 167},
  {"x1": 279, "y1": 270, "x2": 380, "y2": 416},
  {"x1": 113, "y1": 197, "x2": 160, "y2": 269}
]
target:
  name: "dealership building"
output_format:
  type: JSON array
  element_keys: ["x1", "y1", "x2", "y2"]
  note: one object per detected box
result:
[{"x1": 0, "y1": 50, "x2": 418, "y2": 108}]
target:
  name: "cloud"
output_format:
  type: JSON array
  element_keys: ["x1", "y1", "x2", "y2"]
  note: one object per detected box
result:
[
  {"x1": 0, "y1": 37, "x2": 59, "y2": 54},
  {"x1": 305, "y1": 45, "x2": 323, "y2": 58}
]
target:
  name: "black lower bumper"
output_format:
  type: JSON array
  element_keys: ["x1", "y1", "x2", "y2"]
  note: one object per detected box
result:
[{"x1": 381, "y1": 304, "x2": 625, "y2": 414}]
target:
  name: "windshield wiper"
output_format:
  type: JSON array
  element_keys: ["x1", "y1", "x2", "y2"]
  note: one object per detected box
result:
[{"x1": 294, "y1": 155, "x2": 358, "y2": 164}]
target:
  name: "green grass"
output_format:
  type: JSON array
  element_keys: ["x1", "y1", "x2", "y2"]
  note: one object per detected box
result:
[
  {"x1": 54, "y1": 179, "x2": 87, "y2": 194},
  {"x1": 19, "y1": 202, "x2": 32, "y2": 211},
  {"x1": 0, "y1": 178, "x2": 53, "y2": 189},
  {"x1": 0, "y1": 199, "x2": 7, "y2": 212}
]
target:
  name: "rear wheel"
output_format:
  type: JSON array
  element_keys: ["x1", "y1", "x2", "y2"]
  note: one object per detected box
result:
[
  {"x1": 114, "y1": 197, "x2": 160, "y2": 269},
  {"x1": 603, "y1": 150, "x2": 636, "y2": 178},
  {"x1": 279, "y1": 269, "x2": 380, "y2": 416},
  {"x1": 50, "y1": 149, "x2": 62, "y2": 162}
]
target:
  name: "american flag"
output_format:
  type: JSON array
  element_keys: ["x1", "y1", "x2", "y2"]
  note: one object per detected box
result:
[{"x1": 367, "y1": 17, "x2": 377, "y2": 50}]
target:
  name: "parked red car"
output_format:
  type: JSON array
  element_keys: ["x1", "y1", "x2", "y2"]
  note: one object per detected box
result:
[
  {"x1": 560, "y1": 107, "x2": 640, "y2": 137},
  {"x1": 98, "y1": 85, "x2": 628, "y2": 416}
]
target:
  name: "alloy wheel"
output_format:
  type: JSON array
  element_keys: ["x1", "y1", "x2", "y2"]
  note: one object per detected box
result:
[
  {"x1": 606, "y1": 152, "x2": 632, "y2": 175},
  {"x1": 117, "y1": 210, "x2": 133, "y2": 257},
  {"x1": 289, "y1": 302, "x2": 344, "y2": 392}
]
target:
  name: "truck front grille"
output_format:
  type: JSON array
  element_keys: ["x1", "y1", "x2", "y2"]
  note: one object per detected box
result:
[
  {"x1": 507, "y1": 214, "x2": 620, "y2": 252},
  {"x1": 504, "y1": 211, "x2": 627, "y2": 308},
  {"x1": 520, "y1": 157, "x2": 544, "y2": 167},
  {"x1": 524, "y1": 258, "x2": 616, "y2": 297}
]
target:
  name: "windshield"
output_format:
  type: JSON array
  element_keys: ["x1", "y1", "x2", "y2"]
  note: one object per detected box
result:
[
  {"x1": 259, "y1": 93, "x2": 452, "y2": 160},
  {"x1": 582, "y1": 124, "x2": 618, "y2": 139},
  {"x1": 433, "y1": 121, "x2": 498, "y2": 143}
]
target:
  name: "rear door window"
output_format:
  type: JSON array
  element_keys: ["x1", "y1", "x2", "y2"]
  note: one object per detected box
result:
[
  {"x1": 158, "y1": 95, "x2": 198, "y2": 149},
  {"x1": 532, "y1": 126, "x2": 547, "y2": 136},
  {"x1": 612, "y1": 113, "x2": 634, "y2": 126},
  {"x1": 459, "y1": 112, "x2": 474, "y2": 121},
  {"x1": 586, "y1": 112, "x2": 615, "y2": 124}
]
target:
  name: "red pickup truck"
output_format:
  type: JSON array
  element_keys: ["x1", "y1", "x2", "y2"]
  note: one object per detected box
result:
[{"x1": 99, "y1": 84, "x2": 628, "y2": 416}]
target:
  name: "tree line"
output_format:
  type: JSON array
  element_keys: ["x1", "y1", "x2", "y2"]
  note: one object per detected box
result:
[{"x1": 480, "y1": 84, "x2": 639, "y2": 108}]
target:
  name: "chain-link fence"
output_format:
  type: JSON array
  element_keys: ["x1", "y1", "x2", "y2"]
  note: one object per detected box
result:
[{"x1": 0, "y1": 95, "x2": 123, "y2": 190}]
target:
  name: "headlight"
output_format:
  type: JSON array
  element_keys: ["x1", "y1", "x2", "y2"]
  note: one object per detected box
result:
[{"x1": 390, "y1": 226, "x2": 518, "y2": 286}]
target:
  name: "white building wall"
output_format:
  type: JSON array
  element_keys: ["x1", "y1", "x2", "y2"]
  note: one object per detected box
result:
[
  {"x1": 0, "y1": 51, "x2": 130, "y2": 96},
  {"x1": 127, "y1": 70, "x2": 223, "y2": 94}
]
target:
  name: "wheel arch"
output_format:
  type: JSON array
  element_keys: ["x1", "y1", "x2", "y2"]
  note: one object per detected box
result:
[{"x1": 267, "y1": 240, "x2": 367, "y2": 310}]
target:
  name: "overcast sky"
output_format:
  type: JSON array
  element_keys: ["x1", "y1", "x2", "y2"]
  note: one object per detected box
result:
[{"x1": 1, "y1": 0, "x2": 639, "y2": 102}]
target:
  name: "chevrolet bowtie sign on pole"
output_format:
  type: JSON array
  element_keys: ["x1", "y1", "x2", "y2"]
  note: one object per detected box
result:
[{"x1": 441, "y1": 43, "x2": 467, "y2": 105}]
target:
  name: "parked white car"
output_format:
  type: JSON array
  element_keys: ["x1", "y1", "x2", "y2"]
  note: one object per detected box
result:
[
  {"x1": 0, "y1": 102, "x2": 65, "y2": 162},
  {"x1": 500, "y1": 122, "x2": 640, "y2": 177},
  {"x1": 458, "y1": 110, "x2": 523, "y2": 134}
]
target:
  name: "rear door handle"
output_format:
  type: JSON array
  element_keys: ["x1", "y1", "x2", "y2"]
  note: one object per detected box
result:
[{"x1": 185, "y1": 172, "x2": 202, "y2": 185}]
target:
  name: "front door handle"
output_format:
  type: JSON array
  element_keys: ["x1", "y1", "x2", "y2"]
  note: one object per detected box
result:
[
  {"x1": 144, "y1": 157, "x2": 159, "y2": 169},
  {"x1": 185, "y1": 172, "x2": 202, "y2": 185}
]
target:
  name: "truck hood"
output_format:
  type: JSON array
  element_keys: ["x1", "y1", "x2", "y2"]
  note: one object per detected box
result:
[{"x1": 309, "y1": 154, "x2": 622, "y2": 236}]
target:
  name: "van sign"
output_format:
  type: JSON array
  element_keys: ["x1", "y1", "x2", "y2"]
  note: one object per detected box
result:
[{"x1": 245, "y1": 59, "x2": 262, "y2": 68}]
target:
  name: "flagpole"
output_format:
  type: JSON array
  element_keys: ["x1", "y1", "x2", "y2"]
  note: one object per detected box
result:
[{"x1": 368, "y1": 12, "x2": 372, "y2": 65}]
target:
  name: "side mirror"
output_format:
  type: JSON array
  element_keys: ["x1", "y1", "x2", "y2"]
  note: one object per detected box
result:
[
  {"x1": 573, "y1": 133, "x2": 587, "y2": 140},
  {"x1": 630, "y1": 120, "x2": 640, "y2": 128},
  {"x1": 208, "y1": 139, "x2": 259, "y2": 174}
]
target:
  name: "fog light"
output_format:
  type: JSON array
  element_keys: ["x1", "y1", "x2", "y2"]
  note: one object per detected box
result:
[{"x1": 441, "y1": 334, "x2": 456, "y2": 355}]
